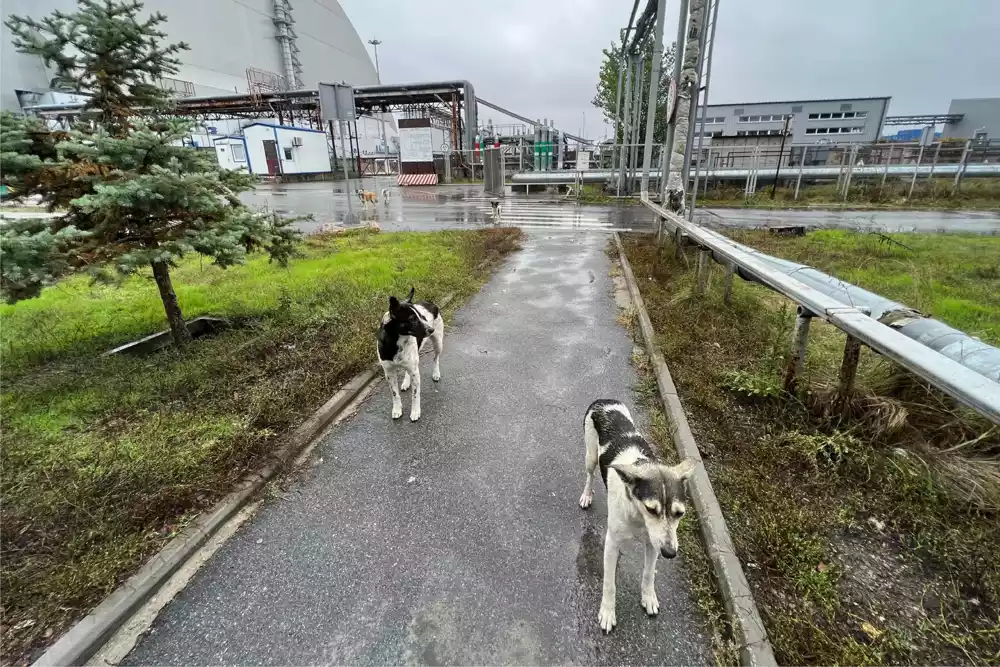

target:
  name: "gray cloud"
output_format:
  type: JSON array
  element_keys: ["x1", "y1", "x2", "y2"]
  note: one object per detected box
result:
[{"x1": 341, "y1": 0, "x2": 1000, "y2": 139}]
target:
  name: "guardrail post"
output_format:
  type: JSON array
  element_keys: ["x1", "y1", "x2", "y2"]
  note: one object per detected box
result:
[
  {"x1": 696, "y1": 250, "x2": 710, "y2": 295},
  {"x1": 723, "y1": 262, "x2": 735, "y2": 304},
  {"x1": 783, "y1": 307, "x2": 813, "y2": 392},
  {"x1": 674, "y1": 227, "x2": 685, "y2": 261},
  {"x1": 836, "y1": 335, "x2": 862, "y2": 417}
]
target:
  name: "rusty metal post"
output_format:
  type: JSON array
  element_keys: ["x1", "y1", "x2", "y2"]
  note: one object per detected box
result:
[
  {"x1": 783, "y1": 307, "x2": 813, "y2": 393},
  {"x1": 696, "y1": 249, "x2": 710, "y2": 295},
  {"x1": 879, "y1": 144, "x2": 893, "y2": 197},
  {"x1": 723, "y1": 261, "x2": 734, "y2": 305},
  {"x1": 836, "y1": 335, "x2": 863, "y2": 417},
  {"x1": 952, "y1": 139, "x2": 972, "y2": 194}
]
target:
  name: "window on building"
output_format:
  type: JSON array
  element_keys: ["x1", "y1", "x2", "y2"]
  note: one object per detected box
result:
[
  {"x1": 820, "y1": 113, "x2": 831, "y2": 119},
  {"x1": 232, "y1": 143, "x2": 247, "y2": 162},
  {"x1": 736, "y1": 130, "x2": 746, "y2": 136},
  {"x1": 850, "y1": 127, "x2": 864, "y2": 134},
  {"x1": 808, "y1": 113, "x2": 819, "y2": 120},
  {"x1": 283, "y1": 147, "x2": 294, "y2": 160},
  {"x1": 749, "y1": 115, "x2": 761, "y2": 122},
  {"x1": 830, "y1": 112, "x2": 843, "y2": 119},
  {"x1": 855, "y1": 111, "x2": 867, "y2": 118},
  {"x1": 806, "y1": 128, "x2": 816, "y2": 134},
  {"x1": 738, "y1": 116, "x2": 749, "y2": 122}
]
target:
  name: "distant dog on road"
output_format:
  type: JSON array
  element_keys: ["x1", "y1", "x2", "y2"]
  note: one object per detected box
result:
[
  {"x1": 381, "y1": 188, "x2": 390, "y2": 204},
  {"x1": 579, "y1": 399, "x2": 696, "y2": 633},
  {"x1": 377, "y1": 288, "x2": 444, "y2": 422},
  {"x1": 356, "y1": 189, "x2": 378, "y2": 210}
]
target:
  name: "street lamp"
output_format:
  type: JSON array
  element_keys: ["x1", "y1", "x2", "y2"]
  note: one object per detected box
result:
[
  {"x1": 368, "y1": 38, "x2": 387, "y2": 153},
  {"x1": 368, "y1": 39, "x2": 382, "y2": 83}
]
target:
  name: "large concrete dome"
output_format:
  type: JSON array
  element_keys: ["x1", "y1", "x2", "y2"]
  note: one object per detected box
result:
[{"x1": 1, "y1": 0, "x2": 379, "y2": 111}]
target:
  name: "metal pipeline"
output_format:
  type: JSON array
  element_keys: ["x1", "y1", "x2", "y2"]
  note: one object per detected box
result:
[
  {"x1": 698, "y1": 229, "x2": 1000, "y2": 382},
  {"x1": 639, "y1": 198, "x2": 1000, "y2": 423},
  {"x1": 512, "y1": 163, "x2": 1000, "y2": 184}
]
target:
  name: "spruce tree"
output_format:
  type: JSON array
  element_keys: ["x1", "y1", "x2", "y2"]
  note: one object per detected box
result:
[{"x1": 1, "y1": 0, "x2": 299, "y2": 346}]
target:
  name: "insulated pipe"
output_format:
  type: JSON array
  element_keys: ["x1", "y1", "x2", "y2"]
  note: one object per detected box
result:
[
  {"x1": 700, "y1": 228, "x2": 1000, "y2": 383},
  {"x1": 511, "y1": 163, "x2": 1000, "y2": 184},
  {"x1": 639, "y1": 198, "x2": 1000, "y2": 424}
]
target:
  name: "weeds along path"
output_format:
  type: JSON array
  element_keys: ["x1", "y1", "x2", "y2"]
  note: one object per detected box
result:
[
  {"x1": 0, "y1": 229, "x2": 521, "y2": 665},
  {"x1": 621, "y1": 231, "x2": 1000, "y2": 665}
]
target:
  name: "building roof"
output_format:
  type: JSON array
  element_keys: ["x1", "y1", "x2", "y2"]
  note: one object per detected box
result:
[
  {"x1": 706, "y1": 96, "x2": 891, "y2": 108},
  {"x1": 242, "y1": 122, "x2": 327, "y2": 135}
]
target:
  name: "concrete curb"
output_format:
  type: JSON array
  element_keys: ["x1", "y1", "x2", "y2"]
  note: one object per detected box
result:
[
  {"x1": 34, "y1": 292, "x2": 460, "y2": 667},
  {"x1": 613, "y1": 233, "x2": 777, "y2": 667}
]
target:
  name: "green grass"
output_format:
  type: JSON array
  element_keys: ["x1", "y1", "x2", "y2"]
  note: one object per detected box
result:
[
  {"x1": 725, "y1": 229, "x2": 1000, "y2": 345},
  {"x1": 620, "y1": 232, "x2": 1000, "y2": 665},
  {"x1": 699, "y1": 177, "x2": 1000, "y2": 210},
  {"x1": 0, "y1": 227, "x2": 523, "y2": 665}
]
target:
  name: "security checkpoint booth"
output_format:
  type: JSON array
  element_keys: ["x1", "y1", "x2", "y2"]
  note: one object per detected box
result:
[
  {"x1": 240, "y1": 122, "x2": 331, "y2": 177},
  {"x1": 397, "y1": 118, "x2": 438, "y2": 186}
]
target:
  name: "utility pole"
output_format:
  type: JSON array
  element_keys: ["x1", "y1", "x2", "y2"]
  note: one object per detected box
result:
[{"x1": 771, "y1": 114, "x2": 792, "y2": 199}]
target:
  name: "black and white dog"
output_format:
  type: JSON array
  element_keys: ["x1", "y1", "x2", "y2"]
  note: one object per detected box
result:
[
  {"x1": 579, "y1": 399, "x2": 696, "y2": 633},
  {"x1": 376, "y1": 288, "x2": 444, "y2": 422}
]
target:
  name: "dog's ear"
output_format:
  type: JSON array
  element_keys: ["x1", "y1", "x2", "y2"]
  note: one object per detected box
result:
[
  {"x1": 610, "y1": 463, "x2": 646, "y2": 486},
  {"x1": 669, "y1": 458, "x2": 698, "y2": 481},
  {"x1": 389, "y1": 295, "x2": 401, "y2": 315},
  {"x1": 406, "y1": 287, "x2": 415, "y2": 303}
]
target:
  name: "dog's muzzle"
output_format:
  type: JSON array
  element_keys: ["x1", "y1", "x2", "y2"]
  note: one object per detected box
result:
[{"x1": 660, "y1": 545, "x2": 677, "y2": 559}]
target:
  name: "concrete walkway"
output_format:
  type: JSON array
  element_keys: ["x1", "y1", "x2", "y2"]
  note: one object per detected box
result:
[{"x1": 124, "y1": 231, "x2": 709, "y2": 665}]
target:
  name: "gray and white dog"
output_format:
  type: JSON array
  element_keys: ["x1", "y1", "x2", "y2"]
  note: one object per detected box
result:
[
  {"x1": 579, "y1": 399, "x2": 696, "y2": 633},
  {"x1": 376, "y1": 288, "x2": 444, "y2": 422}
]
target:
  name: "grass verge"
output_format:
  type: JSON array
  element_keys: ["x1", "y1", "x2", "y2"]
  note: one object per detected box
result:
[
  {"x1": 620, "y1": 231, "x2": 1000, "y2": 665},
  {"x1": 0, "y1": 227, "x2": 524, "y2": 665},
  {"x1": 698, "y1": 177, "x2": 1000, "y2": 210}
]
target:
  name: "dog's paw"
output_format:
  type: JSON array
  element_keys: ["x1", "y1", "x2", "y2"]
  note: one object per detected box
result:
[
  {"x1": 598, "y1": 602, "x2": 617, "y2": 633},
  {"x1": 409, "y1": 409, "x2": 421, "y2": 422},
  {"x1": 400, "y1": 375, "x2": 411, "y2": 391},
  {"x1": 641, "y1": 589, "x2": 659, "y2": 616},
  {"x1": 579, "y1": 491, "x2": 593, "y2": 509},
  {"x1": 391, "y1": 404, "x2": 403, "y2": 419},
  {"x1": 431, "y1": 370, "x2": 441, "y2": 382}
]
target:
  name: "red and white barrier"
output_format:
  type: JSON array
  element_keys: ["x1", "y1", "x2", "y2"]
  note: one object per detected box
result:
[{"x1": 397, "y1": 173, "x2": 439, "y2": 186}]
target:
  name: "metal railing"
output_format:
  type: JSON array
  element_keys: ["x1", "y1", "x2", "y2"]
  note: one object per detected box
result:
[{"x1": 639, "y1": 197, "x2": 1000, "y2": 425}]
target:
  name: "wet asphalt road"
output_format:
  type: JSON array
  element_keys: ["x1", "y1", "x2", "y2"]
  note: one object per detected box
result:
[
  {"x1": 697, "y1": 206, "x2": 1000, "y2": 234},
  {"x1": 123, "y1": 231, "x2": 710, "y2": 665},
  {"x1": 239, "y1": 178, "x2": 658, "y2": 234},
  {"x1": 239, "y1": 178, "x2": 1000, "y2": 235}
]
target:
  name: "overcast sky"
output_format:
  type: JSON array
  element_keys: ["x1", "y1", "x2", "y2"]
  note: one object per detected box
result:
[{"x1": 340, "y1": 0, "x2": 1000, "y2": 139}]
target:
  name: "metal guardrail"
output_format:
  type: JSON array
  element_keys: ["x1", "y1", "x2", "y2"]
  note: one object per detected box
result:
[{"x1": 639, "y1": 197, "x2": 1000, "y2": 425}]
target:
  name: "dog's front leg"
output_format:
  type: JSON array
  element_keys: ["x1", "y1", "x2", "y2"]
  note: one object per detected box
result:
[
  {"x1": 641, "y1": 541, "x2": 659, "y2": 616},
  {"x1": 408, "y1": 365, "x2": 421, "y2": 422},
  {"x1": 382, "y1": 364, "x2": 403, "y2": 419},
  {"x1": 598, "y1": 531, "x2": 619, "y2": 633}
]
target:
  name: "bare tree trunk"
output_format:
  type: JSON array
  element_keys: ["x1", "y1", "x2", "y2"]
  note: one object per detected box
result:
[
  {"x1": 151, "y1": 260, "x2": 190, "y2": 347},
  {"x1": 665, "y1": 0, "x2": 706, "y2": 213}
]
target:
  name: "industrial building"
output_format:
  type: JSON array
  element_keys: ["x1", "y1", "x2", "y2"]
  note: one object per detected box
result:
[
  {"x1": 1, "y1": 0, "x2": 394, "y2": 154},
  {"x1": 697, "y1": 96, "x2": 891, "y2": 145},
  {"x1": 214, "y1": 123, "x2": 331, "y2": 176},
  {"x1": 1, "y1": 0, "x2": 379, "y2": 111},
  {"x1": 942, "y1": 98, "x2": 1000, "y2": 141}
]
